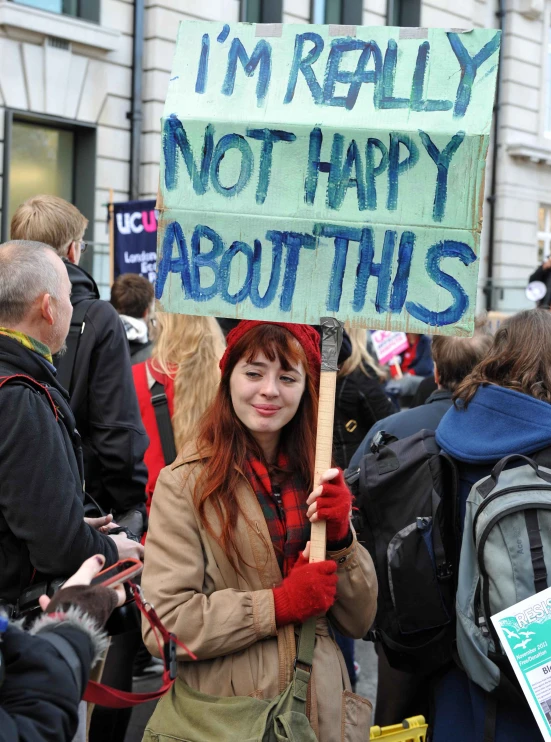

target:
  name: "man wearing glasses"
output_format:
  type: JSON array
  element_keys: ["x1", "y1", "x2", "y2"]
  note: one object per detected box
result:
[{"x1": 10, "y1": 196, "x2": 148, "y2": 534}]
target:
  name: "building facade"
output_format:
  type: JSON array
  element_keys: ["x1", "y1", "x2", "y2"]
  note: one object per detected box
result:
[{"x1": 0, "y1": 0, "x2": 543, "y2": 313}]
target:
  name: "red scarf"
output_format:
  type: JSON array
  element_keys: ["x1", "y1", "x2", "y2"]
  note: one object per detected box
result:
[{"x1": 243, "y1": 452, "x2": 310, "y2": 576}]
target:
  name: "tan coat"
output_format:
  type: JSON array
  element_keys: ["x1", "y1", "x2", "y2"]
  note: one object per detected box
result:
[{"x1": 142, "y1": 449, "x2": 378, "y2": 742}]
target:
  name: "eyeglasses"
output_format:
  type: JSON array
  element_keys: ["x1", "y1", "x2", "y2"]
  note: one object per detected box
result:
[{"x1": 78, "y1": 240, "x2": 89, "y2": 254}]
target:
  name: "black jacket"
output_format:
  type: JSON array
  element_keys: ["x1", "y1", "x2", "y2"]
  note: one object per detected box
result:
[
  {"x1": 56, "y1": 262, "x2": 148, "y2": 515},
  {"x1": 333, "y1": 366, "x2": 394, "y2": 470},
  {"x1": 0, "y1": 621, "x2": 95, "y2": 741},
  {"x1": 348, "y1": 389, "x2": 453, "y2": 471},
  {"x1": 0, "y1": 336, "x2": 117, "y2": 603},
  {"x1": 529, "y1": 264, "x2": 551, "y2": 307}
]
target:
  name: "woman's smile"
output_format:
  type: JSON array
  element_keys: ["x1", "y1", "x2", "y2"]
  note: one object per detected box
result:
[{"x1": 252, "y1": 404, "x2": 282, "y2": 417}]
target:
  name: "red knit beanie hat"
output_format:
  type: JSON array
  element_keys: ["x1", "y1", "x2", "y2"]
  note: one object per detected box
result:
[{"x1": 219, "y1": 321, "x2": 321, "y2": 383}]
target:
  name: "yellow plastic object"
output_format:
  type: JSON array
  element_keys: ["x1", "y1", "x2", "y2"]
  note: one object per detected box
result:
[{"x1": 370, "y1": 716, "x2": 428, "y2": 741}]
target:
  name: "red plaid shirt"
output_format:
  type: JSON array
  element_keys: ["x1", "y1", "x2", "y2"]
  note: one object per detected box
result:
[{"x1": 243, "y1": 452, "x2": 310, "y2": 576}]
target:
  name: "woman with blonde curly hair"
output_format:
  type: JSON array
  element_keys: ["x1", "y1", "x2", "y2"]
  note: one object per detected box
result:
[{"x1": 132, "y1": 313, "x2": 225, "y2": 511}]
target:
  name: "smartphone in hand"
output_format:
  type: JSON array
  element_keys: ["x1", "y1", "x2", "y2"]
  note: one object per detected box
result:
[{"x1": 90, "y1": 558, "x2": 143, "y2": 588}]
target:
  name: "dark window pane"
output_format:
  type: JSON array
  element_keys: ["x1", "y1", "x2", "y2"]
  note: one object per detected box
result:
[
  {"x1": 390, "y1": 0, "x2": 421, "y2": 26},
  {"x1": 243, "y1": 0, "x2": 261, "y2": 21},
  {"x1": 242, "y1": 0, "x2": 282, "y2": 22},
  {"x1": 325, "y1": 0, "x2": 342, "y2": 23},
  {"x1": 342, "y1": 0, "x2": 363, "y2": 24}
]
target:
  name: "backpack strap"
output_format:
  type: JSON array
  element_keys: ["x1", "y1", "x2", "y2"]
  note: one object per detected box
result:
[
  {"x1": 150, "y1": 380, "x2": 177, "y2": 465},
  {"x1": 54, "y1": 298, "x2": 95, "y2": 394},
  {"x1": 525, "y1": 510, "x2": 549, "y2": 592},
  {"x1": 0, "y1": 374, "x2": 58, "y2": 421}
]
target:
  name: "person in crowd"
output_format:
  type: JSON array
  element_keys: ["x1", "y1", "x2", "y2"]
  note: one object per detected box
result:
[
  {"x1": 384, "y1": 333, "x2": 434, "y2": 408},
  {"x1": 141, "y1": 321, "x2": 377, "y2": 742},
  {"x1": 0, "y1": 554, "x2": 124, "y2": 742},
  {"x1": 133, "y1": 313, "x2": 225, "y2": 512},
  {"x1": 10, "y1": 198, "x2": 148, "y2": 742},
  {"x1": 349, "y1": 329, "x2": 494, "y2": 471},
  {"x1": 400, "y1": 333, "x2": 433, "y2": 377},
  {"x1": 347, "y1": 328, "x2": 493, "y2": 728},
  {"x1": 431, "y1": 309, "x2": 551, "y2": 741},
  {"x1": 529, "y1": 255, "x2": 551, "y2": 307},
  {"x1": 131, "y1": 313, "x2": 225, "y2": 680},
  {"x1": 0, "y1": 241, "x2": 142, "y2": 608},
  {"x1": 11, "y1": 195, "x2": 148, "y2": 536},
  {"x1": 333, "y1": 326, "x2": 392, "y2": 471},
  {"x1": 110, "y1": 273, "x2": 155, "y2": 365},
  {"x1": 332, "y1": 326, "x2": 392, "y2": 690}
]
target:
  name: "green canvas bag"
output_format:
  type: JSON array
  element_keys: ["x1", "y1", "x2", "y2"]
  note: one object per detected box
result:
[{"x1": 142, "y1": 618, "x2": 318, "y2": 742}]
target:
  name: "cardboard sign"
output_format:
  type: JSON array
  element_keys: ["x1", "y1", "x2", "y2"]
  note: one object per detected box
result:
[
  {"x1": 114, "y1": 200, "x2": 158, "y2": 283},
  {"x1": 156, "y1": 22, "x2": 500, "y2": 335},
  {"x1": 371, "y1": 330, "x2": 409, "y2": 365}
]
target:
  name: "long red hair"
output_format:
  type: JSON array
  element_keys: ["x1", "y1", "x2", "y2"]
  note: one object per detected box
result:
[{"x1": 194, "y1": 324, "x2": 319, "y2": 567}]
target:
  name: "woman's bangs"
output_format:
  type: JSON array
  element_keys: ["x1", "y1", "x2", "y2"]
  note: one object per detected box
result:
[{"x1": 241, "y1": 325, "x2": 308, "y2": 372}]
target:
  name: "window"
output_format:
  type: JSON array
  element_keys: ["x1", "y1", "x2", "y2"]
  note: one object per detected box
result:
[
  {"x1": 11, "y1": 0, "x2": 99, "y2": 23},
  {"x1": 8, "y1": 121, "x2": 74, "y2": 228},
  {"x1": 387, "y1": 0, "x2": 421, "y2": 26},
  {"x1": 325, "y1": 0, "x2": 363, "y2": 24},
  {"x1": 241, "y1": 0, "x2": 282, "y2": 22},
  {"x1": 2, "y1": 113, "x2": 97, "y2": 274},
  {"x1": 538, "y1": 205, "x2": 551, "y2": 262}
]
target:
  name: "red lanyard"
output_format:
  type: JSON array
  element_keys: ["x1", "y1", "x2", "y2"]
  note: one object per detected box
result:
[{"x1": 83, "y1": 582, "x2": 196, "y2": 708}]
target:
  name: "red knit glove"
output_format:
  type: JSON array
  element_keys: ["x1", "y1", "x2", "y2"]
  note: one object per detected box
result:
[
  {"x1": 315, "y1": 468, "x2": 352, "y2": 542},
  {"x1": 272, "y1": 554, "x2": 338, "y2": 627}
]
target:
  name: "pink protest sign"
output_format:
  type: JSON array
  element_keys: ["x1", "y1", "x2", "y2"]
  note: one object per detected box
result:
[{"x1": 372, "y1": 331, "x2": 409, "y2": 365}]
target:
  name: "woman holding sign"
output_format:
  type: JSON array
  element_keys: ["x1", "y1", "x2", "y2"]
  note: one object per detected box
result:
[{"x1": 141, "y1": 321, "x2": 377, "y2": 742}]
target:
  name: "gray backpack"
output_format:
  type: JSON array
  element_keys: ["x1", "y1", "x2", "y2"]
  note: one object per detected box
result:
[{"x1": 456, "y1": 454, "x2": 551, "y2": 693}]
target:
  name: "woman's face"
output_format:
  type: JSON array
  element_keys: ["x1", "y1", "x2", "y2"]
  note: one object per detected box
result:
[{"x1": 229, "y1": 351, "x2": 306, "y2": 445}]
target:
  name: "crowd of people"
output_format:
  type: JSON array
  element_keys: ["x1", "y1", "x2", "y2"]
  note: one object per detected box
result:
[{"x1": 1, "y1": 195, "x2": 551, "y2": 741}]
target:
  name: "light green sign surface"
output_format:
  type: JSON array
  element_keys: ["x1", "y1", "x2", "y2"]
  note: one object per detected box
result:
[
  {"x1": 156, "y1": 22, "x2": 501, "y2": 334},
  {"x1": 492, "y1": 588, "x2": 551, "y2": 741}
]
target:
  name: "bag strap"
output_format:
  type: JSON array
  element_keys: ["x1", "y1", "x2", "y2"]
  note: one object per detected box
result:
[
  {"x1": 478, "y1": 454, "x2": 551, "y2": 497},
  {"x1": 150, "y1": 380, "x2": 177, "y2": 465},
  {"x1": 525, "y1": 509, "x2": 549, "y2": 593},
  {"x1": 83, "y1": 582, "x2": 196, "y2": 708},
  {"x1": 291, "y1": 617, "x2": 317, "y2": 714},
  {"x1": 0, "y1": 374, "x2": 58, "y2": 421},
  {"x1": 84, "y1": 589, "x2": 317, "y2": 711},
  {"x1": 54, "y1": 298, "x2": 95, "y2": 394}
]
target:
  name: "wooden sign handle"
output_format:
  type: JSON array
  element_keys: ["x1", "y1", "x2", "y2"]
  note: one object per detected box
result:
[{"x1": 309, "y1": 370, "x2": 338, "y2": 563}]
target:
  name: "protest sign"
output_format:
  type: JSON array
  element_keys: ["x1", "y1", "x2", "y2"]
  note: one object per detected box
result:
[
  {"x1": 156, "y1": 22, "x2": 500, "y2": 336},
  {"x1": 113, "y1": 199, "x2": 157, "y2": 283},
  {"x1": 492, "y1": 588, "x2": 551, "y2": 741},
  {"x1": 371, "y1": 330, "x2": 409, "y2": 365}
]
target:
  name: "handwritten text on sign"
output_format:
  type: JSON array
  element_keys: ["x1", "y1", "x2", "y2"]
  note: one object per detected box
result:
[{"x1": 156, "y1": 23, "x2": 500, "y2": 334}]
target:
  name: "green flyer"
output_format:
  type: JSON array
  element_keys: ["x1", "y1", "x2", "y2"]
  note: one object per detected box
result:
[{"x1": 492, "y1": 587, "x2": 551, "y2": 740}]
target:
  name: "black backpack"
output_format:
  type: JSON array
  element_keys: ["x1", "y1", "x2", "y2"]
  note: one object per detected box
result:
[{"x1": 347, "y1": 429, "x2": 459, "y2": 674}]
